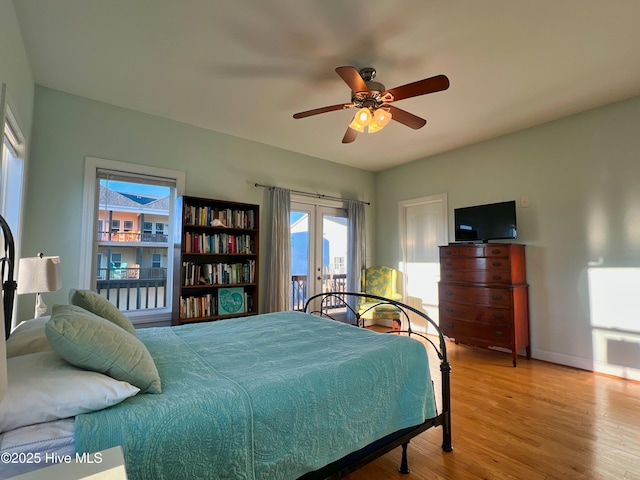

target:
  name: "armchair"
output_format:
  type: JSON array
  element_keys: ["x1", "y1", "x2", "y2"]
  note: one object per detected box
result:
[{"x1": 358, "y1": 266, "x2": 402, "y2": 329}]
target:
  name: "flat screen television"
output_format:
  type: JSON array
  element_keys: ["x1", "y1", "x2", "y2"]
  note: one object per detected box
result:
[{"x1": 454, "y1": 200, "x2": 517, "y2": 243}]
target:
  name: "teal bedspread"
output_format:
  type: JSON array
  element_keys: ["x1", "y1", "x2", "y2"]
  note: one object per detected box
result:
[{"x1": 75, "y1": 311, "x2": 435, "y2": 479}]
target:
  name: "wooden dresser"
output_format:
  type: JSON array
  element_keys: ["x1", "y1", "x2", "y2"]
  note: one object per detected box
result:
[{"x1": 438, "y1": 243, "x2": 530, "y2": 366}]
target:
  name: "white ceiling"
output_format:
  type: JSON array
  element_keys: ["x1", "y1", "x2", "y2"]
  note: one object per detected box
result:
[{"x1": 13, "y1": 0, "x2": 640, "y2": 172}]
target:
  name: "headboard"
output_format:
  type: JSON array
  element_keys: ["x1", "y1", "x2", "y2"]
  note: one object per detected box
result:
[{"x1": 0, "y1": 213, "x2": 16, "y2": 339}]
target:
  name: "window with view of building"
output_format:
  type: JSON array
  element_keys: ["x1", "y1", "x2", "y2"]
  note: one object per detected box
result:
[{"x1": 81, "y1": 157, "x2": 185, "y2": 324}]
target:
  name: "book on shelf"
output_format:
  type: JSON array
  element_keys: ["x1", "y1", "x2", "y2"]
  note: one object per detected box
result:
[
  {"x1": 182, "y1": 260, "x2": 256, "y2": 286},
  {"x1": 183, "y1": 232, "x2": 254, "y2": 255},
  {"x1": 185, "y1": 205, "x2": 256, "y2": 229},
  {"x1": 179, "y1": 293, "x2": 217, "y2": 320},
  {"x1": 218, "y1": 287, "x2": 245, "y2": 315}
]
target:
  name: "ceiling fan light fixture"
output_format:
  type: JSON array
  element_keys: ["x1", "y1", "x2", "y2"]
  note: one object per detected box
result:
[
  {"x1": 368, "y1": 108, "x2": 392, "y2": 133},
  {"x1": 348, "y1": 107, "x2": 372, "y2": 132}
]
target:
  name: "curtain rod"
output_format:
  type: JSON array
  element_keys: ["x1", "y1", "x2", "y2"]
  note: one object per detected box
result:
[{"x1": 254, "y1": 183, "x2": 370, "y2": 205}]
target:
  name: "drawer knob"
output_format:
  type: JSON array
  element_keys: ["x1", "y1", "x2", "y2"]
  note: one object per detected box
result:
[
  {"x1": 445, "y1": 260, "x2": 453, "y2": 266},
  {"x1": 494, "y1": 331, "x2": 505, "y2": 337},
  {"x1": 446, "y1": 306, "x2": 453, "y2": 312},
  {"x1": 445, "y1": 290, "x2": 453, "y2": 296},
  {"x1": 446, "y1": 322, "x2": 454, "y2": 329},
  {"x1": 491, "y1": 294, "x2": 503, "y2": 300},
  {"x1": 492, "y1": 275, "x2": 502, "y2": 281},
  {"x1": 491, "y1": 249, "x2": 501, "y2": 254},
  {"x1": 446, "y1": 273, "x2": 453, "y2": 279},
  {"x1": 493, "y1": 312, "x2": 504, "y2": 319},
  {"x1": 492, "y1": 261, "x2": 502, "y2": 267}
]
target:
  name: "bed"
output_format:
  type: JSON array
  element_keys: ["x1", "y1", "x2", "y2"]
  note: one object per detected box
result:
[{"x1": 0, "y1": 214, "x2": 452, "y2": 479}]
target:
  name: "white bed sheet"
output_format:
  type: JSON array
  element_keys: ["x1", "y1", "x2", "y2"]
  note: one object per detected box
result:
[{"x1": 0, "y1": 419, "x2": 75, "y2": 479}]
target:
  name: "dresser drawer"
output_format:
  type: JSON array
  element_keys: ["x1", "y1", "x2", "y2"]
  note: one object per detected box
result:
[
  {"x1": 440, "y1": 245, "x2": 485, "y2": 258},
  {"x1": 441, "y1": 256, "x2": 510, "y2": 271},
  {"x1": 439, "y1": 284, "x2": 512, "y2": 307},
  {"x1": 440, "y1": 319, "x2": 512, "y2": 347},
  {"x1": 439, "y1": 301, "x2": 512, "y2": 325},
  {"x1": 484, "y1": 246, "x2": 511, "y2": 257},
  {"x1": 441, "y1": 269, "x2": 512, "y2": 284}
]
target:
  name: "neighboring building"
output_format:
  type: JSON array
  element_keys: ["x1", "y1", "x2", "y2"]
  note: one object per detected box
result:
[{"x1": 96, "y1": 184, "x2": 170, "y2": 309}]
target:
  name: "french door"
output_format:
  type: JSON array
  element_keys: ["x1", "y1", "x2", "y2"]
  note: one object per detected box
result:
[{"x1": 291, "y1": 200, "x2": 348, "y2": 310}]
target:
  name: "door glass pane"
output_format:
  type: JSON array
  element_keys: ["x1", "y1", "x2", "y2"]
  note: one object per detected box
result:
[
  {"x1": 322, "y1": 214, "x2": 348, "y2": 294},
  {"x1": 290, "y1": 210, "x2": 309, "y2": 310}
]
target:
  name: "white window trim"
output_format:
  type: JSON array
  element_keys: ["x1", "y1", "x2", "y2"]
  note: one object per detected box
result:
[{"x1": 80, "y1": 157, "x2": 185, "y2": 323}]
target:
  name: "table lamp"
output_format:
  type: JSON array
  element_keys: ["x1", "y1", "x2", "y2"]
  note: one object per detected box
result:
[{"x1": 17, "y1": 253, "x2": 62, "y2": 318}]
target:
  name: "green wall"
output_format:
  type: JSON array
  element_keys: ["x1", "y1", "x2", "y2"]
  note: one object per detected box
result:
[
  {"x1": 0, "y1": 0, "x2": 33, "y2": 135},
  {"x1": 375, "y1": 94, "x2": 640, "y2": 378},
  {"x1": 21, "y1": 86, "x2": 375, "y2": 319}
]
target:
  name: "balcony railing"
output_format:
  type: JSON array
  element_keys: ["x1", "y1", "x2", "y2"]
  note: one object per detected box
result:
[
  {"x1": 97, "y1": 266, "x2": 167, "y2": 281},
  {"x1": 98, "y1": 231, "x2": 168, "y2": 243},
  {"x1": 96, "y1": 267, "x2": 167, "y2": 311},
  {"x1": 291, "y1": 273, "x2": 347, "y2": 311}
]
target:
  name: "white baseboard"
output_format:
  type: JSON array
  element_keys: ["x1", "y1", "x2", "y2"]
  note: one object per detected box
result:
[
  {"x1": 531, "y1": 348, "x2": 640, "y2": 382},
  {"x1": 530, "y1": 349, "x2": 594, "y2": 371}
]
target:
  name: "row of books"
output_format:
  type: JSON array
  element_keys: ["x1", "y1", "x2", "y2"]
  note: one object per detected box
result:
[
  {"x1": 185, "y1": 205, "x2": 256, "y2": 229},
  {"x1": 184, "y1": 232, "x2": 254, "y2": 254},
  {"x1": 182, "y1": 260, "x2": 256, "y2": 286},
  {"x1": 179, "y1": 290, "x2": 254, "y2": 319}
]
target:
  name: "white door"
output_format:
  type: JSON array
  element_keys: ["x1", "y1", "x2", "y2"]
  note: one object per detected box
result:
[
  {"x1": 291, "y1": 200, "x2": 348, "y2": 310},
  {"x1": 399, "y1": 194, "x2": 448, "y2": 333}
]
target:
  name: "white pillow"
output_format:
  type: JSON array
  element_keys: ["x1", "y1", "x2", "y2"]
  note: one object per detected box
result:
[
  {"x1": 6, "y1": 317, "x2": 52, "y2": 358},
  {"x1": 0, "y1": 351, "x2": 140, "y2": 433}
]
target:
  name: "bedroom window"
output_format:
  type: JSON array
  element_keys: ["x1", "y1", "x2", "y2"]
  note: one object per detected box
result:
[
  {"x1": 81, "y1": 157, "x2": 185, "y2": 325},
  {"x1": 0, "y1": 85, "x2": 26, "y2": 267}
]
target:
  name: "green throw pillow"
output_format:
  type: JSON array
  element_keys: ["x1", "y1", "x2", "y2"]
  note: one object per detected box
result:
[
  {"x1": 69, "y1": 289, "x2": 137, "y2": 336},
  {"x1": 46, "y1": 305, "x2": 161, "y2": 394}
]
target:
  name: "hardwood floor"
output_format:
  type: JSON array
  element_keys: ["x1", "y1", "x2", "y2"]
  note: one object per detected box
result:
[{"x1": 349, "y1": 332, "x2": 640, "y2": 480}]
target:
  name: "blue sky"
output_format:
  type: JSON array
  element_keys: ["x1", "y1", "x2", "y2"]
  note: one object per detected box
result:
[{"x1": 101, "y1": 180, "x2": 170, "y2": 197}]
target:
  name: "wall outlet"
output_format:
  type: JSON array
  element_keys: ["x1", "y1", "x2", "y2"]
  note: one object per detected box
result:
[{"x1": 520, "y1": 197, "x2": 530, "y2": 207}]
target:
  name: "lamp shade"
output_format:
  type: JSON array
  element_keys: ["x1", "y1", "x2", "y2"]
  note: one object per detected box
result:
[{"x1": 17, "y1": 254, "x2": 62, "y2": 295}]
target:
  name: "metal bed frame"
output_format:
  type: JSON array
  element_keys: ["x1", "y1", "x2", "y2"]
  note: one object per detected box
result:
[
  {"x1": 1, "y1": 213, "x2": 16, "y2": 339},
  {"x1": 301, "y1": 291, "x2": 452, "y2": 479}
]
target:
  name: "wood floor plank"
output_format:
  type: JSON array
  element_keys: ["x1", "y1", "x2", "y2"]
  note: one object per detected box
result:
[{"x1": 348, "y1": 332, "x2": 640, "y2": 480}]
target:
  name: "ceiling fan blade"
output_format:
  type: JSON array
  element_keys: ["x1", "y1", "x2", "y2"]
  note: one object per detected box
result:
[
  {"x1": 388, "y1": 105, "x2": 427, "y2": 129},
  {"x1": 383, "y1": 74, "x2": 450, "y2": 102},
  {"x1": 342, "y1": 127, "x2": 358, "y2": 144},
  {"x1": 293, "y1": 104, "x2": 350, "y2": 119},
  {"x1": 335, "y1": 66, "x2": 369, "y2": 94}
]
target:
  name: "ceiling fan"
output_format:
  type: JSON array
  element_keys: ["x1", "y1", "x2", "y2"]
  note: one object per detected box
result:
[{"x1": 292, "y1": 66, "x2": 449, "y2": 143}]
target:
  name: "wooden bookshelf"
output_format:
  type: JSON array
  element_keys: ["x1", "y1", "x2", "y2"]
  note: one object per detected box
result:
[{"x1": 172, "y1": 195, "x2": 259, "y2": 325}]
